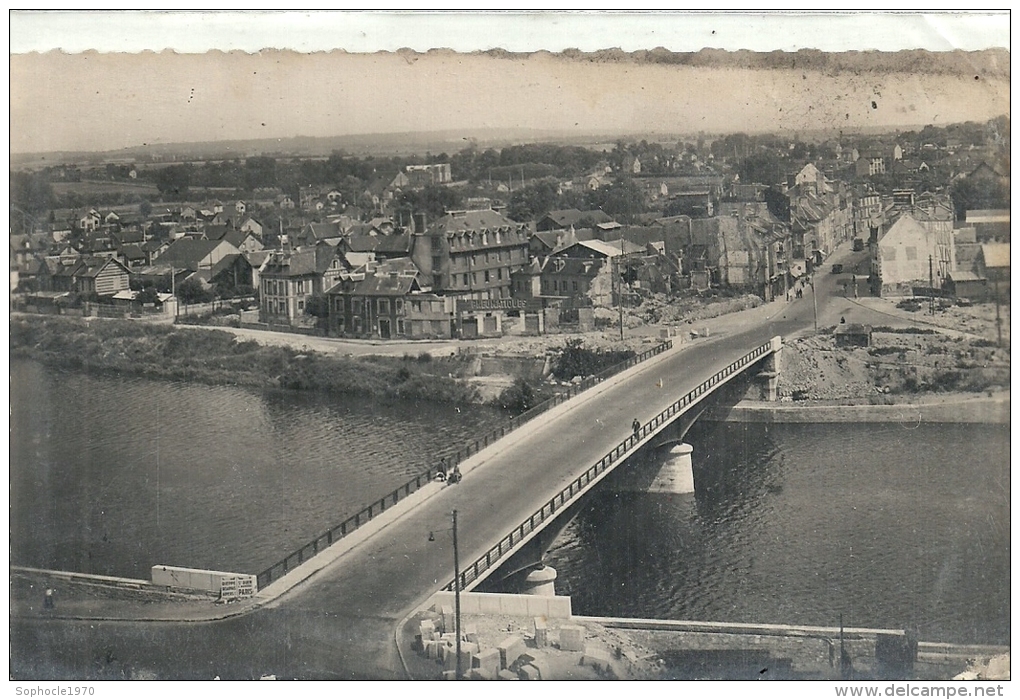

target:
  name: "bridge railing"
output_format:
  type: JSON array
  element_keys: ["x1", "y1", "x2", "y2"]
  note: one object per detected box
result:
[
  {"x1": 444, "y1": 338, "x2": 774, "y2": 592},
  {"x1": 255, "y1": 338, "x2": 674, "y2": 591}
]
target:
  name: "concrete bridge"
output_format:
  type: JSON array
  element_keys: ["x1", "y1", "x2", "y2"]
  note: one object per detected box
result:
[
  {"x1": 12, "y1": 316, "x2": 798, "y2": 679},
  {"x1": 446, "y1": 335, "x2": 783, "y2": 595}
]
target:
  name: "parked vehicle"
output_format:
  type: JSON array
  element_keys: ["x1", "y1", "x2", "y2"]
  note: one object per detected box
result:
[{"x1": 831, "y1": 264, "x2": 844, "y2": 274}]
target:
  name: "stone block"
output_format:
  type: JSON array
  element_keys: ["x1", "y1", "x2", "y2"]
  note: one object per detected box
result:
[
  {"x1": 558, "y1": 625, "x2": 586, "y2": 652},
  {"x1": 439, "y1": 605, "x2": 454, "y2": 633},
  {"x1": 441, "y1": 670, "x2": 457, "y2": 681},
  {"x1": 474, "y1": 647, "x2": 501, "y2": 675},
  {"x1": 497, "y1": 635, "x2": 527, "y2": 670},
  {"x1": 533, "y1": 617, "x2": 548, "y2": 648},
  {"x1": 441, "y1": 632, "x2": 458, "y2": 645},
  {"x1": 423, "y1": 640, "x2": 440, "y2": 659},
  {"x1": 468, "y1": 668, "x2": 494, "y2": 680},
  {"x1": 437, "y1": 643, "x2": 452, "y2": 663},
  {"x1": 518, "y1": 664, "x2": 541, "y2": 680},
  {"x1": 531, "y1": 658, "x2": 552, "y2": 680},
  {"x1": 419, "y1": 619, "x2": 435, "y2": 639},
  {"x1": 463, "y1": 622, "x2": 478, "y2": 644},
  {"x1": 497, "y1": 669, "x2": 518, "y2": 680}
]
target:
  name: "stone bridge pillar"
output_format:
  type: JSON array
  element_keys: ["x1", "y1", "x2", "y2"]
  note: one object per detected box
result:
[
  {"x1": 648, "y1": 443, "x2": 695, "y2": 494},
  {"x1": 521, "y1": 565, "x2": 557, "y2": 596},
  {"x1": 756, "y1": 336, "x2": 783, "y2": 402}
]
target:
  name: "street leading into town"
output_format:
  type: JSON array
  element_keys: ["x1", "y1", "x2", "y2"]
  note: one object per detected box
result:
[{"x1": 12, "y1": 246, "x2": 863, "y2": 680}]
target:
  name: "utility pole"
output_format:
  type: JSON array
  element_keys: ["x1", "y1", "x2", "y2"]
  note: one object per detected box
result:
[
  {"x1": 928, "y1": 255, "x2": 935, "y2": 316},
  {"x1": 994, "y1": 278, "x2": 1002, "y2": 348},
  {"x1": 616, "y1": 255, "x2": 625, "y2": 342},
  {"x1": 810, "y1": 276, "x2": 818, "y2": 333},
  {"x1": 452, "y1": 509, "x2": 462, "y2": 680}
]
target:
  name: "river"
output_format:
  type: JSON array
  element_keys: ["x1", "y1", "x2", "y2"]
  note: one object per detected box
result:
[
  {"x1": 10, "y1": 361, "x2": 1009, "y2": 645},
  {"x1": 544, "y1": 420, "x2": 1010, "y2": 646},
  {"x1": 9, "y1": 359, "x2": 506, "y2": 578}
]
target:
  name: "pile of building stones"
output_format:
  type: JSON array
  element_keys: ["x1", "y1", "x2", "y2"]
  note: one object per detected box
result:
[{"x1": 413, "y1": 603, "x2": 640, "y2": 680}]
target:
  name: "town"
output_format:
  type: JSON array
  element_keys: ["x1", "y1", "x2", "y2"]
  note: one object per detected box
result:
[{"x1": 9, "y1": 117, "x2": 1010, "y2": 348}]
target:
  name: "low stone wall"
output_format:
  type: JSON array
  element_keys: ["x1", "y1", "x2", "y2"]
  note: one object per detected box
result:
[
  {"x1": 710, "y1": 396, "x2": 1009, "y2": 424},
  {"x1": 429, "y1": 591, "x2": 573, "y2": 619}
]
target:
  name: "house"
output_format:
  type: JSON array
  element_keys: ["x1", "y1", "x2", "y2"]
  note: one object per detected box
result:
[
  {"x1": 118, "y1": 244, "x2": 148, "y2": 268},
  {"x1": 854, "y1": 144, "x2": 902, "y2": 177},
  {"x1": 326, "y1": 257, "x2": 432, "y2": 338},
  {"x1": 221, "y1": 228, "x2": 265, "y2": 254},
  {"x1": 536, "y1": 209, "x2": 613, "y2": 232},
  {"x1": 870, "y1": 214, "x2": 945, "y2": 295},
  {"x1": 239, "y1": 217, "x2": 264, "y2": 238},
  {"x1": 539, "y1": 256, "x2": 609, "y2": 304},
  {"x1": 158, "y1": 238, "x2": 242, "y2": 274},
  {"x1": 79, "y1": 209, "x2": 101, "y2": 232},
  {"x1": 405, "y1": 163, "x2": 452, "y2": 187},
  {"x1": 409, "y1": 209, "x2": 531, "y2": 300},
  {"x1": 68, "y1": 256, "x2": 132, "y2": 296},
  {"x1": 259, "y1": 244, "x2": 350, "y2": 326},
  {"x1": 965, "y1": 209, "x2": 1010, "y2": 243},
  {"x1": 297, "y1": 221, "x2": 343, "y2": 247}
]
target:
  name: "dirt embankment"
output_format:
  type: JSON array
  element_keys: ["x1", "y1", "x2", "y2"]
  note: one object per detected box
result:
[{"x1": 778, "y1": 326, "x2": 1009, "y2": 404}]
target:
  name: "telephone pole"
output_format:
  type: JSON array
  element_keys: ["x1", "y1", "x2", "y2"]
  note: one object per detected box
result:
[
  {"x1": 616, "y1": 256, "x2": 625, "y2": 341},
  {"x1": 928, "y1": 255, "x2": 935, "y2": 316},
  {"x1": 452, "y1": 509, "x2": 462, "y2": 680}
]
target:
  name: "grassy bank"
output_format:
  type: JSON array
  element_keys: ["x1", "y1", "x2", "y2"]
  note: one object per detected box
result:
[{"x1": 10, "y1": 316, "x2": 483, "y2": 405}]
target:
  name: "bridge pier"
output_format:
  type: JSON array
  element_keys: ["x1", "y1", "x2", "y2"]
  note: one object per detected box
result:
[
  {"x1": 615, "y1": 442, "x2": 696, "y2": 495},
  {"x1": 521, "y1": 565, "x2": 557, "y2": 596}
]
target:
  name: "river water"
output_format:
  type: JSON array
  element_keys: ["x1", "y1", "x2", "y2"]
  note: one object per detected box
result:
[
  {"x1": 10, "y1": 361, "x2": 1010, "y2": 645},
  {"x1": 9, "y1": 359, "x2": 505, "y2": 578}
]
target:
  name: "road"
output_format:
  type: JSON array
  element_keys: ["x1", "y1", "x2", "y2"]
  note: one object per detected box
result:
[{"x1": 11, "y1": 245, "x2": 860, "y2": 680}]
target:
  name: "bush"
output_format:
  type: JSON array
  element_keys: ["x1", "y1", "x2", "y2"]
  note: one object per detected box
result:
[
  {"x1": 496, "y1": 378, "x2": 538, "y2": 415},
  {"x1": 552, "y1": 339, "x2": 635, "y2": 380}
]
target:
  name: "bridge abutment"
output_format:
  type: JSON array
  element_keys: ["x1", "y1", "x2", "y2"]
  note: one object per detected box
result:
[{"x1": 756, "y1": 336, "x2": 784, "y2": 401}]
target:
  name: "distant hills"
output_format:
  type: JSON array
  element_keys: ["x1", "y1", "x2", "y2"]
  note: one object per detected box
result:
[{"x1": 10, "y1": 123, "x2": 929, "y2": 168}]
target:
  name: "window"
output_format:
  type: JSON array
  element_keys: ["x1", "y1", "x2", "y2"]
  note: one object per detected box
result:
[
  {"x1": 472, "y1": 272, "x2": 478, "y2": 284},
  {"x1": 905, "y1": 246, "x2": 918, "y2": 261},
  {"x1": 572, "y1": 280, "x2": 578, "y2": 292},
  {"x1": 485, "y1": 252, "x2": 490, "y2": 263},
  {"x1": 497, "y1": 268, "x2": 502, "y2": 280},
  {"x1": 484, "y1": 270, "x2": 490, "y2": 283},
  {"x1": 298, "y1": 299, "x2": 304, "y2": 311},
  {"x1": 463, "y1": 274, "x2": 469, "y2": 286},
  {"x1": 395, "y1": 299, "x2": 403, "y2": 313},
  {"x1": 379, "y1": 299, "x2": 390, "y2": 315},
  {"x1": 432, "y1": 255, "x2": 442, "y2": 270}
]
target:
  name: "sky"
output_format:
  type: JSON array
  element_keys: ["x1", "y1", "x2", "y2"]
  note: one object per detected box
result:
[{"x1": 8, "y1": 12, "x2": 1012, "y2": 155}]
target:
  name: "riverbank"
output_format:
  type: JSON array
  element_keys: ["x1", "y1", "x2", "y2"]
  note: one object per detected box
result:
[
  {"x1": 10, "y1": 315, "x2": 484, "y2": 406},
  {"x1": 714, "y1": 392, "x2": 1010, "y2": 424}
]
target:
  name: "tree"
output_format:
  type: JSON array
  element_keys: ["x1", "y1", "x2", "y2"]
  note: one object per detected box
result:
[
  {"x1": 507, "y1": 180, "x2": 560, "y2": 222},
  {"x1": 739, "y1": 152, "x2": 785, "y2": 186},
  {"x1": 153, "y1": 164, "x2": 192, "y2": 198},
  {"x1": 137, "y1": 286, "x2": 160, "y2": 305},
  {"x1": 139, "y1": 199, "x2": 153, "y2": 217},
  {"x1": 586, "y1": 178, "x2": 646, "y2": 223},
  {"x1": 304, "y1": 295, "x2": 330, "y2": 319},
  {"x1": 176, "y1": 278, "x2": 213, "y2": 304}
]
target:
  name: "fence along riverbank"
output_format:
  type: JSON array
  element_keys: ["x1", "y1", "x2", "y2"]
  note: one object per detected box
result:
[{"x1": 255, "y1": 339, "x2": 673, "y2": 590}]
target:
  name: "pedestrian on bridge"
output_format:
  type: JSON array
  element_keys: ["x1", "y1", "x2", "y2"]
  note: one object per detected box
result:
[{"x1": 632, "y1": 418, "x2": 641, "y2": 438}]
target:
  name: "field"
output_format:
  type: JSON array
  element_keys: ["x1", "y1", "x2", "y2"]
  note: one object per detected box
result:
[{"x1": 51, "y1": 179, "x2": 159, "y2": 197}]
